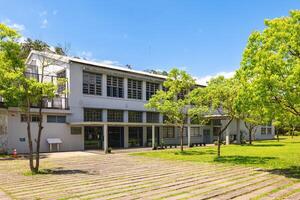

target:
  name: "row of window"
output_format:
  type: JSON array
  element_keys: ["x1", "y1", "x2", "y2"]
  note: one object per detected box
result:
[
  {"x1": 20, "y1": 114, "x2": 66, "y2": 123},
  {"x1": 162, "y1": 127, "x2": 210, "y2": 138},
  {"x1": 83, "y1": 71, "x2": 160, "y2": 100},
  {"x1": 84, "y1": 109, "x2": 159, "y2": 123}
]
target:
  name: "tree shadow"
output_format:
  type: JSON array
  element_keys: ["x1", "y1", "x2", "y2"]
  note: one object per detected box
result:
[
  {"x1": 214, "y1": 156, "x2": 276, "y2": 165},
  {"x1": 35, "y1": 168, "x2": 90, "y2": 175},
  {"x1": 251, "y1": 144, "x2": 285, "y2": 147},
  {"x1": 265, "y1": 166, "x2": 300, "y2": 179},
  {"x1": 175, "y1": 150, "x2": 216, "y2": 156}
]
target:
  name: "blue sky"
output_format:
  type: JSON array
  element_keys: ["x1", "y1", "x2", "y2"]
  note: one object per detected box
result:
[{"x1": 0, "y1": 0, "x2": 299, "y2": 83}]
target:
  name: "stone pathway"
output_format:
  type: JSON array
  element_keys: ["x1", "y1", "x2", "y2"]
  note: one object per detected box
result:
[{"x1": 0, "y1": 151, "x2": 299, "y2": 200}]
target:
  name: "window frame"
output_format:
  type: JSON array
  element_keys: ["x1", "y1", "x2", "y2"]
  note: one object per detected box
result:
[
  {"x1": 107, "y1": 109, "x2": 124, "y2": 122},
  {"x1": 128, "y1": 79, "x2": 142, "y2": 100},
  {"x1": 107, "y1": 75, "x2": 124, "y2": 98},
  {"x1": 146, "y1": 82, "x2": 159, "y2": 100},
  {"x1": 84, "y1": 108, "x2": 102, "y2": 122},
  {"x1": 128, "y1": 111, "x2": 143, "y2": 123},
  {"x1": 146, "y1": 112, "x2": 159, "y2": 123},
  {"x1": 162, "y1": 126, "x2": 175, "y2": 138},
  {"x1": 83, "y1": 71, "x2": 102, "y2": 96}
]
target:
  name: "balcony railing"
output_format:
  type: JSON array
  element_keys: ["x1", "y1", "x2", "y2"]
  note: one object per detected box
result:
[{"x1": 25, "y1": 72, "x2": 69, "y2": 110}]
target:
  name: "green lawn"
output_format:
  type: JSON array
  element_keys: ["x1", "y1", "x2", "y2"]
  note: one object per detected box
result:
[{"x1": 132, "y1": 136, "x2": 300, "y2": 179}]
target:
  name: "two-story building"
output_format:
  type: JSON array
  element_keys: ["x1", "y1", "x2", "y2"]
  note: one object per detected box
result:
[{"x1": 0, "y1": 51, "x2": 275, "y2": 153}]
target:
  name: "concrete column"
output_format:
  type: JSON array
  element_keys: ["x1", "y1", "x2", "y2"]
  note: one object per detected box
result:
[
  {"x1": 225, "y1": 127, "x2": 230, "y2": 145},
  {"x1": 102, "y1": 74, "x2": 107, "y2": 97},
  {"x1": 142, "y1": 81, "x2": 147, "y2": 101},
  {"x1": 124, "y1": 126, "x2": 129, "y2": 148},
  {"x1": 236, "y1": 119, "x2": 241, "y2": 144},
  {"x1": 124, "y1": 77, "x2": 128, "y2": 99},
  {"x1": 103, "y1": 109, "x2": 107, "y2": 122},
  {"x1": 187, "y1": 117, "x2": 191, "y2": 147},
  {"x1": 143, "y1": 126, "x2": 147, "y2": 147},
  {"x1": 152, "y1": 125, "x2": 155, "y2": 149},
  {"x1": 124, "y1": 110, "x2": 128, "y2": 123},
  {"x1": 103, "y1": 124, "x2": 108, "y2": 153},
  {"x1": 142, "y1": 112, "x2": 147, "y2": 123}
]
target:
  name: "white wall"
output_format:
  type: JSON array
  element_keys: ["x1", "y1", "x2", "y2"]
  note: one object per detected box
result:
[
  {"x1": 7, "y1": 111, "x2": 83, "y2": 153},
  {"x1": 0, "y1": 109, "x2": 8, "y2": 153}
]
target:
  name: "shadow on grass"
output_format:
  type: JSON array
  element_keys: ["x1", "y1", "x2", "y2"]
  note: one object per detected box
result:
[
  {"x1": 175, "y1": 149, "x2": 216, "y2": 156},
  {"x1": 214, "y1": 156, "x2": 276, "y2": 165},
  {"x1": 251, "y1": 144, "x2": 285, "y2": 147},
  {"x1": 266, "y1": 166, "x2": 300, "y2": 179}
]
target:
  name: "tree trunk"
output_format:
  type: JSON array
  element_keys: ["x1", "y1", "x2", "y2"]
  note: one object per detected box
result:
[
  {"x1": 276, "y1": 129, "x2": 279, "y2": 142},
  {"x1": 26, "y1": 100, "x2": 35, "y2": 172},
  {"x1": 249, "y1": 129, "x2": 252, "y2": 145},
  {"x1": 217, "y1": 117, "x2": 234, "y2": 158},
  {"x1": 291, "y1": 126, "x2": 295, "y2": 139},
  {"x1": 34, "y1": 99, "x2": 44, "y2": 173},
  {"x1": 180, "y1": 126, "x2": 184, "y2": 152}
]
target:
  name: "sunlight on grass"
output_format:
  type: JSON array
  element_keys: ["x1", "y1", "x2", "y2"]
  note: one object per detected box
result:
[{"x1": 132, "y1": 136, "x2": 300, "y2": 179}]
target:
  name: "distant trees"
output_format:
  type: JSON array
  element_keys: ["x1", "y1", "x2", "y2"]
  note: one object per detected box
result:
[{"x1": 144, "y1": 69, "x2": 168, "y2": 76}]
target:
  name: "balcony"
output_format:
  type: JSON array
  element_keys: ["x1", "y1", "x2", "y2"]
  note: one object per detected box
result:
[{"x1": 25, "y1": 71, "x2": 69, "y2": 110}]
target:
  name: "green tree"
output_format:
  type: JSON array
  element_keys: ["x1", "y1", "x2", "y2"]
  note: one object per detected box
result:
[
  {"x1": 0, "y1": 24, "x2": 58, "y2": 173},
  {"x1": 145, "y1": 68, "x2": 196, "y2": 151},
  {"x1": 240, "y1": 10, "x2": 300, "y2": 120},
  {"x1": 234, "y1": 75, "x2": 269, "y2": 145},
  {"x1": 191, "y1": 76, "x2": 239, "y2": 157}
]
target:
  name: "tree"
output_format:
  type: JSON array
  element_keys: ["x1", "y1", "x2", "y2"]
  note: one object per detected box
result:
[
  {"x1": 0, "y1": 24, "x2": 59, "y2": 173},
  {"x1": 145, "y1": 68, "x2": 196, "y2": 151},
  {"x1": 240, "y1": 10, "x2": 300, "y2": 119},
  {"x1": 144, "y1": 69, "x2": 169, "y2": 76},
  {"x1": 190, "y1": 76, "x2": 239, "y2": 157},
  {"x1": 234, "y1": 74, "x2": 269, "y2": 145}
]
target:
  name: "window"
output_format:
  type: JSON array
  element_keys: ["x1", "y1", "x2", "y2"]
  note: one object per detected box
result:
[
  {"x1": 84, "y1": 108, "x2": 102, "y2": 122},
  {"x1": 57, "y1": 70, "x2": 66, "y2": 94},
  {"x1": 146, "y1": 82, "x2": 159, "y2": 100},
  {"x1": 128, "y1": 111, "x2": 143, "y2": 123},
  {"x1": 212, "y1": 119, "x2": 222, "y2": 126},
  {"x1": 203, "y1": 129, "x2": 210, "y2": 135},
  {"x1": 83, "y1": 72, "x2": 102, "y2": 95},
  {"x1": 71, "y1": 127, "x2": 82, "y2": 135},
  {"x1": 47, "y1": 115, "x2": 66, "y2": 123},
  {"x1": 261, "y1": 127, "x2": 266, "y2": 135},
  {"x1": 213, "y1": 127, "x2": 221, "y2": 136},
  {"x1": 107, "y1": 75, "x2": 123, "y2": 98},
  {"x1": 146, "y1": 112, "x2": 159, "y2": 123},
  {"x1": 267, "y1": 127, "x2": 272, "y2": 135},
  {"x1": 107, "y1": 110, "x2": 123, "y2": 122},
  {"x1": 128, "y1": 79, "x2": 142, "y2": 99},
  {"x1": 163, "y1": 127, "x2": 175, "y2": 138},
  {"x1": 21, "y1": 114, "x2": 41, "y2": 122},
  {"x1": 191, "y1": 127, "x2": 202, "y2": 137}
]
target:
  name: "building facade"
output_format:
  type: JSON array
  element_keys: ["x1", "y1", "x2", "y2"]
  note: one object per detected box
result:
[{"x1": 0, "y1": 51, "x2": 275, "y2": 154}]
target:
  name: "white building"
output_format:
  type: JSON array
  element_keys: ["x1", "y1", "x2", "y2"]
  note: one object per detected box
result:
[{"x1": 0, "y1": 51, "x2": 275, "y2": 154}]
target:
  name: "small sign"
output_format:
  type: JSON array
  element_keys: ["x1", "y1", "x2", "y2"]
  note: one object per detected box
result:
[{"x1": 19, "y1": 138, "x2": 26, "y2": 142}]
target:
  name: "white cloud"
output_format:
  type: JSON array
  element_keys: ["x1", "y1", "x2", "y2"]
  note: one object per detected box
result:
[
  {"x1": 52, "y1": 10, "x2": 58, "y2": 15},
  {"x1": 40, "y1": 19, "x2": 48, "y2": 28},
  {"x1": 39, "y1": 10, "x2": 47, "y2": 16},
  {"x1": 100, "y1": 60, "x2": 121, "y2": 65},
  {"x1": 195, "y1": 71, "x2": 235, "y2": 86},
  {"x1": 1, "y1": 19, "x2": 25, "y2": 31},
  {"x1": 78, "y1": 51, "x2": 93, "y2": 60}
]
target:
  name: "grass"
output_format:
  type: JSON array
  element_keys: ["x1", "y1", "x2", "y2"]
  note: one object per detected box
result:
[{"x1": 132, "y1": 136, "x2": 300, "y2": 179}]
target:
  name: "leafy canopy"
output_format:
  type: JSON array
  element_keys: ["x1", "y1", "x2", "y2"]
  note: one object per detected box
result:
[
  {"x1": 239, "y1": 10, "x2": 300, "y2": 118},
  {"x1": 145, "y1": 68, "x2": 195, "y2": 126}
]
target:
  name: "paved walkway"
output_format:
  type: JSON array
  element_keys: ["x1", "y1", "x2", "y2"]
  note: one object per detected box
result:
[{"x1": 0, "y1": 151, "x2": 299, "y2": 200}]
